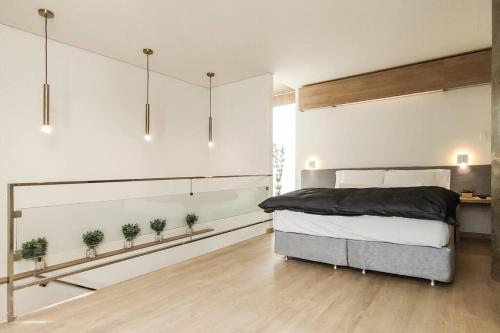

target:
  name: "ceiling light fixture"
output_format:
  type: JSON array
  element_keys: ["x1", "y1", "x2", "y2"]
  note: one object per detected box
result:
[
  {"x1": 38, "y1": 9, "x2": 54, "y2": 134},
  {"x1": 143, "y1": 48, "x2": 153, "y2": 142},
  {"x1": 207, "y1": 72, "x2": 215, "y2": 147}
]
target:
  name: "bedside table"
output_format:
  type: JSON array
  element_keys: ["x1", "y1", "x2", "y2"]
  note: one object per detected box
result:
[
  {"x1": 460, "y1": 196, "x2": 491, "y2": 204},
  {"x1": 457, "y1": 196, "x2": 491, "y2": 242}
]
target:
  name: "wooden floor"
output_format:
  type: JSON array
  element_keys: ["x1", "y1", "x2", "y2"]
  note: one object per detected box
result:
[{"x1": 1, "y1": 234, "x2": 499, "y2": 333}]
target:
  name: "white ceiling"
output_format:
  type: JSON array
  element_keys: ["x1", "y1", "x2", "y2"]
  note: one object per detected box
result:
[{"x1": 0, "y1": 0, "x2": 491, "y2": 88}]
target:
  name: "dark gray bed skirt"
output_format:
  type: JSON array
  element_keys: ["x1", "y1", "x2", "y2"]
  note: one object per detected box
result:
[{"x1": 274, "y1": 231, "x2": 455, "y2": 282}]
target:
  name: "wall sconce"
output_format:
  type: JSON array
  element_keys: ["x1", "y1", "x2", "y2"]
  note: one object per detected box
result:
[
  {"x1": 457, "y1": 154, "x2": 469, "y2": 169},
  {"x1": 308, "y1": 160, "x2": 316, "y2": 169}
]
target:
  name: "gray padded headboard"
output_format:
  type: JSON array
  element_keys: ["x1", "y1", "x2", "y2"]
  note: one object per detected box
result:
[{"x1": 301, "y1": 165, "x2": 491, "y2": 195}]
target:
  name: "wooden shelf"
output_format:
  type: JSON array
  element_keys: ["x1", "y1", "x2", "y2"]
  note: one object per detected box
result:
[
  {"x1": 0, "y1": 228, "x2": 214, "y2": 285},
  {"x1": 460, "y1": 196, "x2": 491, "y2": 204}
]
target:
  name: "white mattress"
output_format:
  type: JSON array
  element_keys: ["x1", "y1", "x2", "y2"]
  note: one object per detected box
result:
[{"x1": 273, "y1": 210, "x2": 450, "y2": 248}]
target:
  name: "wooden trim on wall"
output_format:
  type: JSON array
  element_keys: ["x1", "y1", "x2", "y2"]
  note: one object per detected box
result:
[
  {"x1": 273, "y1": 91, "x2": 295, "y2": 107},
  {"x1": 444, "y1": 50, "x2": 491, "y2": 89},
  {"x1": 298, "y1": 49, "x2": 491, "y2": 111}
]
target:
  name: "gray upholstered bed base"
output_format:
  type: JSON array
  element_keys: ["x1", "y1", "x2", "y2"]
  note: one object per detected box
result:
[
  {"x1": 274, "y1": 231, "x2": 348, "y2": 266},
  {"x1": 275, "y1": 231, "x2": 455, "y2": 283}
]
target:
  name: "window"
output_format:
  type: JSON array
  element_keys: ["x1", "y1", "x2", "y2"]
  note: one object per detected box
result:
[{"x1": 273, "y1": 103, "x2": 296, "y2": 195}]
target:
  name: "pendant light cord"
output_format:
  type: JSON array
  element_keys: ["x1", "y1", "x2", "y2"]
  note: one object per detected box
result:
[
  {"x1": 146, "y1": 53, "x2": 150, "y2": 104},
  {"x1": 209, "y1": 75, "x2": 212, "y2": 117},
  {"x1": 44, "y1": 15, "x2": 48, "y2": 85}
]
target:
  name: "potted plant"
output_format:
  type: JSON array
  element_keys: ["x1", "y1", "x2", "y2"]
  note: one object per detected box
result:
[
  {"x1": 185, "y1": 213, "x2": 198, "y2": 234},
  {"x1": 82, "y1": 230, "x2": 104, "y2": 258},
  {"x1": 21, "y1": 237, "x2": 48, "y2": 271},
  {"x1": 273, "y1": 144, "x2": 285, "y2": 195},
  {"x1": 121, "y1": 223, "x2": 141, "y2": 249},
  {"x1": 150, "y1": 218, "x2": 167, "y2": 242}
]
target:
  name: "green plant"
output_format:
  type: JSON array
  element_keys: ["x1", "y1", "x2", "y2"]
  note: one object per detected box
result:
[
  {"x1": 121, "y1": 223, "x2": 141, "y2": 241},
  {"x1": 186, "y1": 213, "x2": 198, "y2": 228},
  {"x1": 21, "y1": 238, "x2": 48, "y2": 261},
  {"x1": 150, "y1": 218, "x2": 167, "y2": 235},
  {"x1": 273, "y1": 144, "x2": 285, "y2": 195},
  {"x1": 82, "y1": 230, "x2": 104, "y2": 248}
]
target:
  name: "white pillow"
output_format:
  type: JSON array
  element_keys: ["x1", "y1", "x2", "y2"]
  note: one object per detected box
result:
[
  {"x1": 335, "y1": 170, "x2": 386, "y2": 188},
  {"x1": 337, "y1": 182, "x2": 422, "y2": 189},
  {"x1": 382, "y1": 181, "x2": 423, "y2": 188},
  {"x1": 384, "y1": 169, "x2": 450, "y2": 189}
]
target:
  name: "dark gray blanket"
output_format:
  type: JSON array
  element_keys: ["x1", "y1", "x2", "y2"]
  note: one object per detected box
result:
[{"x1": 258, "y1": 187, "x2": 460, "y2": 224}]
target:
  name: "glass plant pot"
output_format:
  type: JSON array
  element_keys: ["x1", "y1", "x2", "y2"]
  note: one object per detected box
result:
[
  {"x1": 155, "y1": 233, "x2": 163, "y2": 242},
  {"x1": 124, "y1": 239, "x2": 134, "y2": 249},
  {"x1": 186, "y1": 226, "x2": 194, "y2": 234},
  {"x1": 34, "y1": 258, "x2": 46, "y2": 271},
  {"x1": 86, "y1": 247, "x2": 97, "y2": 259}
]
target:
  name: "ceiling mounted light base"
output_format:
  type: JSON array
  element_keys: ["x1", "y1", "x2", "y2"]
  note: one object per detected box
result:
[
  {"x1": 38, "y1": 9, "x2": 54, "y2": 18},
  {"x1": 143, "y1": 48, "x2": 154, "y2": 55},
  {"x1": 207, "y1": 72, "x2": 215, "y2": 78}
]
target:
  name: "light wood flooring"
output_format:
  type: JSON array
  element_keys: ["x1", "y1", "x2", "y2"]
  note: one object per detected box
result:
[{"x1": 1, "y1": 234, "x2": 499, "y2": 333}]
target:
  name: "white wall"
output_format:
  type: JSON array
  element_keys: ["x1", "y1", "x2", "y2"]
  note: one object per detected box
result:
[
  {"x1": 296, "y1": 85, "x2": 491, "y2": 187},
  {"x1": 0, "y1": 25, "x2": 272, "y2": 321},
  {"x1": 209, "y1": 74, "x2": 273, "y2": 175}
]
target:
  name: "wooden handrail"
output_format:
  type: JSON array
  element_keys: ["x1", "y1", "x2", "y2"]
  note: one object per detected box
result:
[{"x1": 9, "y1": 174, "x2": 272, "y2": 187}]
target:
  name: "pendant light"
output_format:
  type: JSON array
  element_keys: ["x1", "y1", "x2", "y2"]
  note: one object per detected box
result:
[
  {"x1": 143, "y1": 48, "x2": 153, "y2": 141},
  {"x1": 38, "y1": 9, "x2": 54, "y2": 134},
  {"x1": 207, "y1": 72, "x2": 215, "y2": 147}
]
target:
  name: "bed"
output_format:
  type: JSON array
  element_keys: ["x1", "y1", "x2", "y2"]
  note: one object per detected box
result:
[{"x1": 259, "y1": 168, "x2": 460, "y2": 286}]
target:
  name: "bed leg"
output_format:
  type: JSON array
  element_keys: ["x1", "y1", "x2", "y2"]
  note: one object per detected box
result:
[
  {"x1": 362, "y1": 269, "x2": 366, "y2": 275},
  {"x1": 284, "y1": 255, "x2": 288, "y2": 261},
  {"x1": 333, "y1": 265, "x2": 337, "y2": 270},
  {"x1": 430, "y1": 280, "x2": 435, "y2": 287}
]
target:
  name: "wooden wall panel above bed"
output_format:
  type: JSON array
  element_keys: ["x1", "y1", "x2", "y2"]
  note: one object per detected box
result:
[{"x1": 298, "y1": 49, "x2": 491, "y2": 111}]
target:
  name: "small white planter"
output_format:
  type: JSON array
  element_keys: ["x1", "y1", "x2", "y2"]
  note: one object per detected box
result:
[
  {"x1": 34, "y1": 258, "x2": 46, "y2": 271},
  {"x1": 86, "y1": 247, "x2": 97, "y2": 259},
  {"x1": 155, "y1": 233, "x2": 163, "y2": 242},
  {"x1": 124, "y1": 239, "x2": 134, "y2": 249}
]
